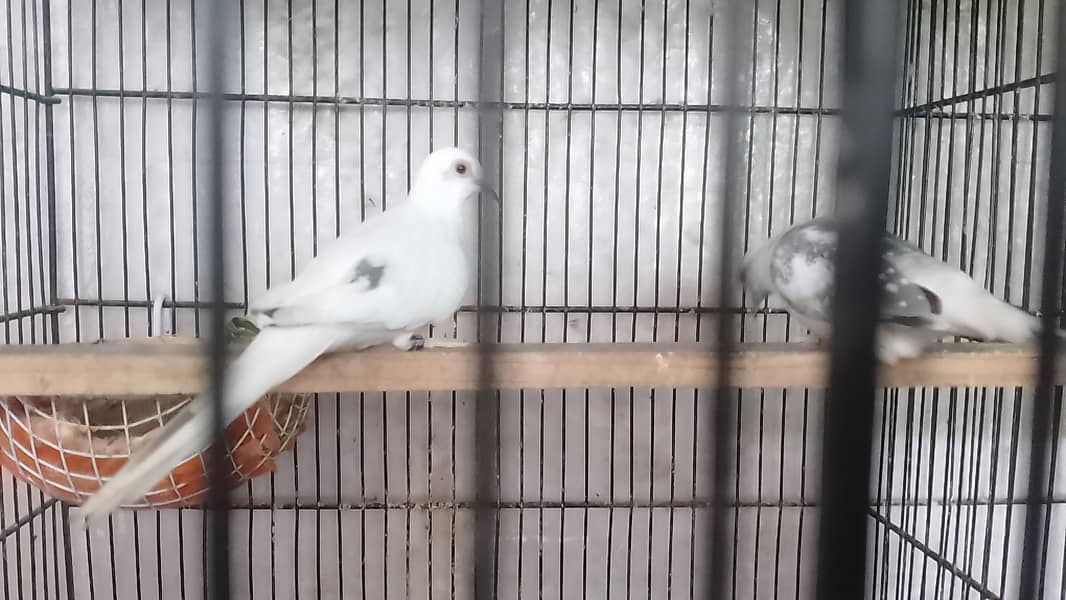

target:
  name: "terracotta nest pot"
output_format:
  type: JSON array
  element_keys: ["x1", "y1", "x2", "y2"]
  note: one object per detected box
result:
[{"x1": 0, "y1": 334, "x2": 311, "y2": 508}]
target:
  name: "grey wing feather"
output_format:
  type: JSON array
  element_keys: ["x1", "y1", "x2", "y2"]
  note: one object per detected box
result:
[
  {"x1": 767, "y1": 219, "x2": 941, "y2": 328},
  {"x1": 877, "y1": 236, "x2": 941, "y2": 327},
  {"x1": 259, "y1": 255, "x2": 398, "y2": 328}
]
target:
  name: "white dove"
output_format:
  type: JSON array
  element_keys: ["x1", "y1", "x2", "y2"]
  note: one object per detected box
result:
[
  {"x1": 739, "y1": 216, "x2": 1061, "y2": 364},
  {"x1": 77, "y1": 147, "x2": 497, "y2": 525}
]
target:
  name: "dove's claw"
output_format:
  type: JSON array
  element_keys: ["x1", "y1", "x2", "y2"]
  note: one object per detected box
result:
[
  {"x1": 394, "y1": 333, "x2": 468, "y2": 350},
  {"x1": 408, "y1": 334, "x2": 426, "y2": 351},
  {"x1": 392, "y1": 333, "x2": 424, "y2": 351}
]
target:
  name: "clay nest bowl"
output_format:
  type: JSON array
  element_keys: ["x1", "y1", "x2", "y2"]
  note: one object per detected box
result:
[{"x1": 0, "y1": 334, "x2": 311, "y2": 508}]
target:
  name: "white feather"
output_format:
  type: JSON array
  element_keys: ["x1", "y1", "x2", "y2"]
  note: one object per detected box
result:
[
  {"x1": 77, "y1": 147, "x2": 491, "y2": 527},
  {"x1": 76, "y1": 327, "x2": 343, "y2": 526},
  {"x1": 892, "y1": 252, "x2": 1040, "y2": 343}
]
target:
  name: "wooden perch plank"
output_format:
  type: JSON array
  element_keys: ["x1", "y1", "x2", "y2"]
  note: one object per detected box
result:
[{"x1": 0, "y1": 340, "x2": 1061, "y2": 396}]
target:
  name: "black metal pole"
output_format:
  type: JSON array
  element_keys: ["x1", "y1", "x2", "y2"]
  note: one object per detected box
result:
[
  {"x1": 709, "y1": 0, "x2": 753, "y2": 597},
  {"x1": 475, "y1": 2, "x2": 504, "y2": 600},
  {"x1": 1017, "y1": 0, "x2": 1066, "y2": 597},
  {"x1": 815, "y1": 0, "x2": 900, "y2": 597},
  {"x1": 205, "y1": 3, "x2": 231, "y2": 600},
  {"x1": 39, "y1": 0, "x2": 60, "y2": 345}
]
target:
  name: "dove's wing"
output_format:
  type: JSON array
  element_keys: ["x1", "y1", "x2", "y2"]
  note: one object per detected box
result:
[
  {"x1": 887, "y1": 239, "x2": 1040, "y2": 343},
  {"x1": 257, "y1": 214, "x2": 470, "y2": 334},
  {"x1": 248, "y1": 210, "x2": 399, "y2": 317},
  {"x1": 766, "y1": 220, "x2": 939, "y2": 329}
]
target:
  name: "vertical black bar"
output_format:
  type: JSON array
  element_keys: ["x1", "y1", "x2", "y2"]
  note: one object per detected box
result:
[
  {"x1": 205, "y1": 2, "x2": 231, "y2": 600},
  {"x1": 39, "y1": 0, "x2": 57, "y2": 345},
  {"x1": 5, "y1": 0, "x2": 27, "y2": 348},
  {"x1": 475, "y1": 2, "x2": 503, "y2": 600},
  {"x1": 310, "y1": 4, "x2": 323, "y2": 597},
  {"x1": 666, "y1": 2, "x2": 691, "y2": 598},
  {"x1": 283, "y1": 4, "x2": 301, "y2": 596},
  {"x1": 190, "y1": 0, "x2": 201, "y2": 339},
  {"x1": 46, "y1": 0, "x2": 77, "y2": 594},
  {"x1": 814, "y1": 1, "x2": 899, "y2": 599},
  {"x1": 709, "y1": 0, "x2": 752, "y2": 597},
  {"x1": 1018, "y1": 0, "x2": 1066, "y2": 596},
  {"x1": 583, "y1": 5, "x2": 600, "y2": 600},
  {"x1": 330, "y1": 2, "x2": 343, "y2": 597},
  {"x1": 356, "y1": 3, "x2": 368, "y2": 599},
  {"x1": 139, "y1": 0, "x2": 153, "y2": 329}
]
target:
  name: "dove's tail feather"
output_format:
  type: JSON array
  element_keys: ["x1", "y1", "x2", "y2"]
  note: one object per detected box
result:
[
  {"x1": 76, "y1": 326, "x2": 341, "y2": 527},
  {"x1": 953, "y1": 293, "x2": 1043, "y2": 344},
  {"x1": 963, "y1": 293, "x2": 1066, "y2": 349}
]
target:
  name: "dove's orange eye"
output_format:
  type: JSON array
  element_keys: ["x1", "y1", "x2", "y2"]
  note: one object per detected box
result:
[{"x1": 455, "y1": 162, "x2": 468, "y2": 175}]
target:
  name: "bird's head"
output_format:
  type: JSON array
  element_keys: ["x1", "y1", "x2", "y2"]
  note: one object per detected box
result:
[{"x1": 411, "y1": 147, "x2": 500, "y2": 212}]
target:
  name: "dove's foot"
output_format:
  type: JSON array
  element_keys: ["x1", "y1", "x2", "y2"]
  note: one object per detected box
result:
[
  {"x1": 393, "y1": 333, "x2": 469, "y2": 351},
  {"x1": 393, "y1": 333, "x2": 425, "y2": 351},
  {"x1": 876, "y1": 331, "x2": 927, "y2": 364},
  {"x1": 794, "y1": 333, "x2": 826, "y2": 346}
]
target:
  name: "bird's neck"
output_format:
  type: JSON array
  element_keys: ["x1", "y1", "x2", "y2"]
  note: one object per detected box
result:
[
  {"x1": 395, "y1": 193, "x2": 471, "y2": 247},
  {"x1": 408, "y1": 183, "x2": 473, "y2": 224}
]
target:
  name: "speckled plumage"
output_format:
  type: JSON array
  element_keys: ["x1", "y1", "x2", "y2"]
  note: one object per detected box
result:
[{"x1": 740, "y1": 216, "x2": 1048, "y2": 364}]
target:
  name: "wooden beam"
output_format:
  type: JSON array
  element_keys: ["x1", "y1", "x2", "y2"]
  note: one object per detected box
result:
[{"x1": 0, "y1": 339, "x2": 1061, "y2": 396}]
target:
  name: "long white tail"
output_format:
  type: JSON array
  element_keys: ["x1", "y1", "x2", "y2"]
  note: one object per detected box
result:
[
  {"x1": 965, "y1": 293, "x2": 1066, "y2": 350},
  {"x1": 976, "y1": 296, "x2": 1044, "y2": 344},
  {"x1": 77, "y1": 326, "x2": 340, "y2": 527}
]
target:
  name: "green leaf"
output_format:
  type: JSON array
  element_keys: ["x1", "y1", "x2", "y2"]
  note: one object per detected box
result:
[{"x1": 226, "y1": 316, "x2": 261, "y2": 343}]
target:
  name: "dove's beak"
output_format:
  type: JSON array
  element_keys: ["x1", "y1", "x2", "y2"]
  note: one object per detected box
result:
[{"x1": 476, "y1": 178, "x2": 501, "y2": 207}]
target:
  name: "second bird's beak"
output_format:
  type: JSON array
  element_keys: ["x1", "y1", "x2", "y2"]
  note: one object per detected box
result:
[{"x1": 476, "y1": 178, "x2": 501, "y2": 207}]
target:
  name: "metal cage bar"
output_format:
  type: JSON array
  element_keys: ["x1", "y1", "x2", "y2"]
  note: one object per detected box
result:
[
  {"x1": 476, "y1": 3, "x2": 504, "y2": 599},
  {"x1": 815, "y1": 0, "x2": 901, "y2": 598},
  {"x1": 1018, "y1": 0, "x2": 1066, "y2": 597},
  {"x1": 204, "y1": 2, "x2": 232, "y2": 600}
]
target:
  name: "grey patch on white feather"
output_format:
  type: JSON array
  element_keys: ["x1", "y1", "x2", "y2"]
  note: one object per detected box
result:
[
  {"x1": 918, "y1": 286, "x2": 942, "y2": 313},
  {"x1": 353, "y1": 258, "x2": 386, "y2": 289},
  {"x1": 877, "y1": 237, "x2": 942, "y2": 325},
  {"x1": 878, "y1": 267, "x2": 936, "y2": 319}
]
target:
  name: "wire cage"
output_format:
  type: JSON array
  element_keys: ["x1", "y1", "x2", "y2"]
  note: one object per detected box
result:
[
  {"x1": 0, "y1": 0, "x2": 1064, "y2": 599},
  {"x1": 0, "y1": 384, "x2": 310, "y2": 508}
]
